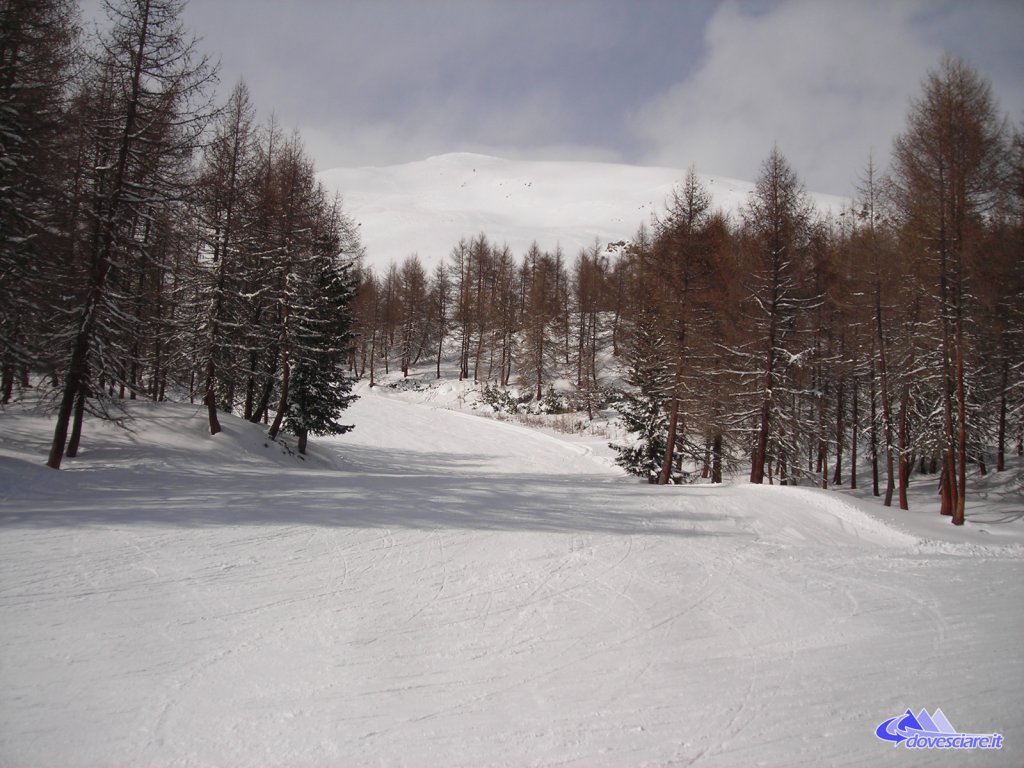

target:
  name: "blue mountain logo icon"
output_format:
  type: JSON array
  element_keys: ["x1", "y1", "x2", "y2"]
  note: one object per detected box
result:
[
  {"x1": 876, "y1": 708, "x2": 955, "y2": 743},
  {"x1": 875, "y1": 708, "x2": 1003, "y2": 750}
]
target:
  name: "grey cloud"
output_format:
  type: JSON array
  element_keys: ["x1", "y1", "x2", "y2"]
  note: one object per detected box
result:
[
  {"x1": 79, "y1": 0, "x2": 1022, "y2": 187},
  {"x1": 630, "y1": 0, "x2": 1024, "y2": 195}
]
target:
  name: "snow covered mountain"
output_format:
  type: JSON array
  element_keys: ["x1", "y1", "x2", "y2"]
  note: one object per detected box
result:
[{"x1": 318, "y1": 153, "x2": 849, "y2": 271}]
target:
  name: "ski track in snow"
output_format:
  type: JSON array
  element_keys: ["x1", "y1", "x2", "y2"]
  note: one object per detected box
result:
[{"x1": 1, "y1": 388, "x2": 1022, "y2": 767}]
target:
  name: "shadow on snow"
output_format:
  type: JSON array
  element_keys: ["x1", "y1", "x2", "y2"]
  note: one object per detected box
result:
[{"x1": 0, "y1": 443, "x2": 740, "y2": 539}]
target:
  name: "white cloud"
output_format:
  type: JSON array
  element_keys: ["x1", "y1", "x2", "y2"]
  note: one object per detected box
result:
[{"x1": 629, "y1": 0, "x2": 942, "y2": 195}]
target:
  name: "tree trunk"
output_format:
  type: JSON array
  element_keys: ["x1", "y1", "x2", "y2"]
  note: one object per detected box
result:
[
  {"x1": 436, "y1": 324, "x2": 444, "y2": 379},
  {"x1": 875, "y1": 290, "x2": 896, "y2": 505},
  {"x1": 1, "y1": 355, "x2": 13, "y2": 404},
  {"x1": 850, "y1": 377, "x2": 858, "y2": 490},
  {"x1": 66, "y1": 385, "x2": 88, "y2": 459},
  {"x1": 897, "y1": 382, "x2": 910, "y2": 510},
  {"x1": 267, "y1": 354, "x2": 290, "y2": 440},
  {"x1": 369, "y1": 328, "x2": 378, "y2": 387},
  {"x1": 751, "y1": 397, "x2": 769, "y2": 484},
  {"x1": 940, "y1": 450, "x2": 956, "y2": 517},
  {"x1": 778, "y1": 441, "x2": 789, "y2": 486},
  {"x1": 996, "y1": 356, "x2": 1008, "y2": 472},
  {"x1": 711, "y1": 433, "x2": 723, "y2": 484},
  {"x1": 204, "y1": 357, "x2": 221, "y2": 435},
  {"x1": 832, "y1": 376, "x2": 845, "y2": 486},
  {"x1": 953, "y1": 336, "x2": 966, "y2": 525},
  {"x1": 243, "y1": 371, "x2": 255, "y2": 418},
  {"x1": 47, "y1": 297, "x2": 97, "y2": 469},
  {"x1": 870, "y1": 357, "x2": 879, "y2": 496},
  {"x1": 938, "y1": 249, "x2": 957, "y2": 517},
  {"x1": 535, "y1": 331, "x2": 544, "y2": 401},
  {"x1": 659, "y1": 394, "x2": 681, "y2": 485},
  {"x1": 249, "y1": 351, "x2": 278, "y2": 423},
  {"x1": 659, "y1": 347, "x2": 685, "y2": 485},
  {"x1": 817, "y1": 373, "x2": 828, "y2": 489}
]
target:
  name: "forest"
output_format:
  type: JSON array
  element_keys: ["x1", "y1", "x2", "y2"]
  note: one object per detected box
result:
[
  {"x1": 1, "y1": 0, "x2": 360, "y2": 466},
  {"x1": 348, "y1": 62, "x2": 1024, "y2": 524},
  {"x1": 2, "y1": 0, "x2": 1022, "y2": 525}
]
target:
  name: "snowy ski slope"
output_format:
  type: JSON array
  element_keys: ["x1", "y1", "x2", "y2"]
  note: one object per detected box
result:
[{"x1": 1, "y1": 386, "x2": 1021, "y2": 766}]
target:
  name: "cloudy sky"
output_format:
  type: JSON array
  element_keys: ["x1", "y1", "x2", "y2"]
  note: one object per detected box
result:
[{"x1": 85, "y1": 0, "x2": 1024, "y2": 195}]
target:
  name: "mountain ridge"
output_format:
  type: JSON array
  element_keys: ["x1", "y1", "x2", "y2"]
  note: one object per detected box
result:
[{"x1": 318, "y1": 153, "x2": 849, "y2": 271}]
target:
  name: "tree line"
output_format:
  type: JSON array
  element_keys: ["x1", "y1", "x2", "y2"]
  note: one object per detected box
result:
[
  {"x1": 0, "y1": 0, "x2": 360, "y2": 465},
  {"x1": 3, "y1": 2, "x2": 1021, "y2": 522},
  {"x1": 351, "y1": 56, "x2": 1023, "y2": 523}
]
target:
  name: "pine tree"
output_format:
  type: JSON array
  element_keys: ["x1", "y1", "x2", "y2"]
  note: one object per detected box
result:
[
  {"x1": 610, "y1": 306, "x2": 673, "y2": 482},
  {"x1": 284, "y1": 204, "x2": 359, "y2": 454}
]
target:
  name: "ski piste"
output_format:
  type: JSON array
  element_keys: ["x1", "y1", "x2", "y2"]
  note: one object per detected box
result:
[{"x1": 1, "y1": 385, "x2": 1021, "y2": 765}]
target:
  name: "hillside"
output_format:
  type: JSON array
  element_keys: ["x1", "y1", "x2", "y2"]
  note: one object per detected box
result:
[
  {"x1": 1, "y1": 390, "x2": 1021, "y2": 766},
  {"x1": 318, "y1": 153, "x2": 850, "y2": 270}
]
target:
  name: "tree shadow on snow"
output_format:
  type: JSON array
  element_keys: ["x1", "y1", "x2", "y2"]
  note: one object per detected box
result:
[{"x1": 0, "y1": 443, "x2": 741, "y2": 539}]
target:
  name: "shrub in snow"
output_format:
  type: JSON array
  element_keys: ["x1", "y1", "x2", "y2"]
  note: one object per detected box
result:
[{"x1": 480, "y1": 384, "x2": 520, "y2": 414}]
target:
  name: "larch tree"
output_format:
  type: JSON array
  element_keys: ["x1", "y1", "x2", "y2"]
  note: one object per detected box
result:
[
  {"x1": 517, "y1": 242, "x2": 563, "y2": 401},
  {"x1": 351, "y1": 265, "x2": 381, "y2": 386},
  {"x1": 572, "y1": 239, "x2": 608, "y2": 420},
  {"x1": 650, "y1": 168, "x2": 720, "y2": 484},
  {"x1": 193, "y1": 80, "x2": 258, "y2": 435},
  {"x1": 397, "y1": 254, "x2": 429, "y2": 378},
  {"x1": 0, "y1": 0, "x2": 78, "y2": 403},
  {"x1": 853, "y1": 157, "x2": 900, "y2": 504},
  {"x1": 450, "y1": 238, "x2": 473, "y2": 380},
  {"x1": 469, "y1": 234, "x2": 494, "y2": 383},
  {"x1": 738, "y1": 147, "x2": 816, "y2": 484},
  {"x1": 429, "y1": 261, "x2": 451, "y2": 379},
  {"x1": 491, "y1": 243, "x2": 520, "y2": 387},
  {"x1": 889, "y1": 55, "x2": 1009, "y2": 524},
  {"x1": 46, "y1": 0, "x2": 216, "y2": 469}
]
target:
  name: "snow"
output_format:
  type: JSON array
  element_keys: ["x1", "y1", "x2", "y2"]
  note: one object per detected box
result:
[
  {"x1": 318, "y1": 153, "x2": 851, "y2": 271},
  {"x1": 1, "y1": 388, "x2": 1022, "y2": 767}
]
